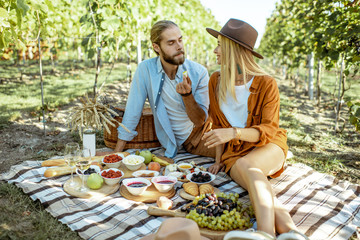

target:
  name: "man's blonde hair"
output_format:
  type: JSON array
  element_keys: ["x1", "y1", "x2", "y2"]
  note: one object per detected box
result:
[
  {"x1": 150, "y1": 20, "x2": 178, "y2": 56},
  {"x1": 218, "y1": 35, "x2": 268, "y2": 105}
]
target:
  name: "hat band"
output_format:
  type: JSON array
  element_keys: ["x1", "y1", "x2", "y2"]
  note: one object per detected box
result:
[{"x1": 220, "y1": 31, "x2": 254, "y2": 50}]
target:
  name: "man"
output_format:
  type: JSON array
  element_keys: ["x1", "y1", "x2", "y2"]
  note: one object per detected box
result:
[{"x1": 102, "y1": 20, "x2": 214, "y2": 158}]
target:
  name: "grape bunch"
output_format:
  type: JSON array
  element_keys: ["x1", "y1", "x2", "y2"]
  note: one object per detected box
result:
[
  {"x1": 181, "y1": 192, "x2": 254, "y2": 231},
  {"x1": 83, "y1": 168, "x2": 97, "y2": 175},
  {"x1": 191, "y1": 172, "x2": 212, "y2": 183}
]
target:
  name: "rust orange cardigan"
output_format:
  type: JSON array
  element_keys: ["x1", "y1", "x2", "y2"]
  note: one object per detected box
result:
[{"x1": 208, "y1": 72, "x2": 288, "y2": 178}]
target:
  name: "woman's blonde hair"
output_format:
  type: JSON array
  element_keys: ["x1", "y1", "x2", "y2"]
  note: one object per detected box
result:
[{"x1": 218, "y1": 35, "x2": 268, "y2": 105}]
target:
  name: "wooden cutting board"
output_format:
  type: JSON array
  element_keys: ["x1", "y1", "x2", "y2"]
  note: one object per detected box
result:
[
  {"x1": 147, "y1": 206, "x2": 227, "y2": 240},
  {"x1": 41, "y1": 152, "x2": 130, "y2": 167},
  {"x1": 119, "y1": 183, "x2": 176, "y2": 203},
  {"x1": 63, "y1": 176, "x2": 119, "y2": 199},
  {"x1": 179, "y1": 187, "x2": 221, "y2": 201}
]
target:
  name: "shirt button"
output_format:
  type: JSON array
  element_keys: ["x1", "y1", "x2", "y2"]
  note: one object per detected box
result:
[
  {"x1": 161, "y1": 78, "x2": 164, "y2": 81},
  {"x1": 154, "y1": 106, "x2": 157, "y2": 109},
  {"x1": 158, "y1": 92, "x2": 161, "y2": 95}
]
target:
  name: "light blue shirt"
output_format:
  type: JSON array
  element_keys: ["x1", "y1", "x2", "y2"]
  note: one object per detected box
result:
[{"x1": 117, "y1": 57, "x2": 209, "y2": 158}]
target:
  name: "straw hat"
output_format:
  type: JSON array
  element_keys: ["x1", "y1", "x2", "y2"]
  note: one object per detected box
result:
[
  {"x1": 206, "y1": 18, "x2": 263, "y2": 59},
  {"x1": 140, "y1": 218, "x2": 210, "y2": 240}
]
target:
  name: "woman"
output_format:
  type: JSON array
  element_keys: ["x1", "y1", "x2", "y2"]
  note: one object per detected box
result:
[{"x1": 203, "y1": 19, "x2": 309, "y2": 240}]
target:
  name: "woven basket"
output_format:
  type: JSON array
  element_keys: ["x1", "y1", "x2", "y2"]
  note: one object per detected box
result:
[{"x1": 103, "y1": 107, "x2": 161, "y2": 150}]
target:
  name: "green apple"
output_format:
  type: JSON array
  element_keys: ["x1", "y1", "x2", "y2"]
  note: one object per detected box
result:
[
  {"x1": 87, "y1": 173, "x2": 104, "y2": 190},
  {"x1": 140, "y1": 150, "x2": 152, "y2": 164}
]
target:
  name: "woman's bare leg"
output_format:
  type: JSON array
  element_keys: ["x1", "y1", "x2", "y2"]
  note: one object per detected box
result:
[
  {"x1": 229, "y1": 143, "x2": 296, "y2": 236},
  {"x1": 274, "y1": 197, "x2": 297, "y2": 234}
]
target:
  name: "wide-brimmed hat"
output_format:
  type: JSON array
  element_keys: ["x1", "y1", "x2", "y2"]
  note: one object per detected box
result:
[
  {"x1": 206, "y1": 18, "x2": 263, "y2": 59},
  {"x1": 140, "y1": 218, "x2": 210, "y2": 240}
]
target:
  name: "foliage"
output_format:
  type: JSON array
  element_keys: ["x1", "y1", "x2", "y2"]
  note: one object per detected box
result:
[
  {"x1": 259, "y1": 0, "x2": 360, "y2": 74},
  {"x1": 259, "y1": 0, "x2": 360, "y2": 128},
  {"x1": 0, "y1": 0, "x2": 221, "y2": 65},
  {"x1": 347, "y1": 101, "x2": 360, "y2": 132}
]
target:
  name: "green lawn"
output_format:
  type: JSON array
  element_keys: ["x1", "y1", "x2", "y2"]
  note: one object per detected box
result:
[{"x1": 0, "y1": 60, "x2": 134, "y2": 124}]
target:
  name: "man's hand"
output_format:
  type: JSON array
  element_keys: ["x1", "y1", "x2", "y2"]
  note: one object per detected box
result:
[
  {"x1": 202, "y1": 128, "x2": 235, "y2": 148},
  {"x1": 208, "y1": 162, "x2": 225, "y2": 175},
  {"x1": 96, "y1": 139, "x2": 126, "y2": 156},
  {"x1": 176, "y1": 74, "x2": 192, "y2": 95}
]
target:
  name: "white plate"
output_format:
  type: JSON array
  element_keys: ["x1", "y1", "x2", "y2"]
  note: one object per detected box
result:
[
  {"x1": 186, "y1": 171, "x2": 216, "y2": 184},
  {"x1": 132, "y1": 170, "x2": 159, "y2": 178}
]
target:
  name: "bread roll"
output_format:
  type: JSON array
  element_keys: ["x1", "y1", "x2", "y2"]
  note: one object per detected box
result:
[
  {"x1": 44, "y1": 166, "x2": 73, "y2": 178},
  {"x1": 183, "y1": 182, "x2": 199, "y2": 196},
  {"x1": 199, "y1": 184, "x2": 214, "y2": 195},
  {"x1": 156, "y1": 196, "x2": 173, "y2": 210}
]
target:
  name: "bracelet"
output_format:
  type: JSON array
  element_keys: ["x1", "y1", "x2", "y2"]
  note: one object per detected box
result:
[
  {"x1": 233, "y1": 127, "x2": 241, "y2": 140},
  {"x1": 180, "y1": 89, "x2": 192, "y2": 97}
]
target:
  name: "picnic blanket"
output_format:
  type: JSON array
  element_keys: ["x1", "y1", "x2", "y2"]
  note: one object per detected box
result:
[{"x1": 1, "y1": 147, "x2": 359, "y2": 240}]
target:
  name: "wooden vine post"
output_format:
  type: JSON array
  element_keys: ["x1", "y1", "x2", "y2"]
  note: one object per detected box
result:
[
  {"x1": 38, "y1": 36, "x2": 46, "y2": 136},
  {"x1": 35, "y1": 10, "x2": 46, "y2": 136},
  {"x1": 335, "y1": 54, "x2": 345, "y2": 133},
  {"x1": 89, "y1": 0, "x2": 101, "y2": 98},
  {"x1": 308, "y1": 52, "x2": 314, "y2": 100}
]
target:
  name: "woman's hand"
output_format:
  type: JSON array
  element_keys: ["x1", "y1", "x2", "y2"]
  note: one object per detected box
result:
[
  {"x1": 202, "y1": 128, "x2": 234, "y2": 148},
  {"x1": 208, "y1": 162, "x2": 225, "y2": 175}
]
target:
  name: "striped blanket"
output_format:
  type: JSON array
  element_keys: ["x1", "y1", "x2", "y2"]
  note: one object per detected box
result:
[{"x1": 1, "y1": 148, "x2": 359, "y2": 240}]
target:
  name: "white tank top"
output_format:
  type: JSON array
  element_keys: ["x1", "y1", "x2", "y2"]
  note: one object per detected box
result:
[
  {"x1": 220, "y1": 77, "x2": 254, "y2": 128},
  {"x1": 161, "y1": 74, "x2": 194, "y2": 146}
]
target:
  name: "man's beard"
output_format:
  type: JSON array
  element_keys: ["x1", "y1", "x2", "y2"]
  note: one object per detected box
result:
[{"x1": 159, "y1": 48, "x2": 185, "y2": 65}]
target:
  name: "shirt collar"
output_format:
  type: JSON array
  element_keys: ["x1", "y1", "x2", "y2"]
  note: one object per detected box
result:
[
  {"x1": 156, "y1": 56, "x2": 187, "y2": 81},
  {"x1": 249, "y1": 75, "x2": 261, "y2": 91},
  {"x1": 156, "y1": 56, "x2": 163, "y2": 73}
]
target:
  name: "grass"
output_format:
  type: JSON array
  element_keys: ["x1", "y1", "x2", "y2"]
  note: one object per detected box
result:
[
  {"x1": 0, "y1": 182, "x2": 81, "y2": 240},
  {"x1": 0, "y1": 59, "x2": 135, "y2": 124},
  {"x1": 291, "y1": 64, "x2": 360, "y2": 103}
]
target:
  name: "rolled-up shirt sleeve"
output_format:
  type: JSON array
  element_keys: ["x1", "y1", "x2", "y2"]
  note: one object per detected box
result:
[{"x1": 193, "y1": 67, "x2": 210, "y2": 120}]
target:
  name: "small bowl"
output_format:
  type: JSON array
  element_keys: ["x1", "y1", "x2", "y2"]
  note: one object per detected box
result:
[
  {"x1": 122, "y1": 178, "x2": 152, "y2": 196},
  {"x1": 122, "y1": 155, "x2": 145, "y2": 171},
  {"x1": 186, "y1": 171, "x2": 216, "y2": 185},
  {"x1": 132, "y1": 170, "x2": 159, "y2": 178},
  {"x1": 177, "y1": 163, "x2": 193, "y2": 173},
  {"x1": 76, "y1": 165, "x2": 101, "y2": 181},
  {"x1": 100, "y1": 168, "x2": 124, "y2": 185},
  {"x1": 151, "y1": 176, "x2": 177, "y2": 193},
  {"x1": 101, "y1": 153, "x2": 124, "y2": 169}
]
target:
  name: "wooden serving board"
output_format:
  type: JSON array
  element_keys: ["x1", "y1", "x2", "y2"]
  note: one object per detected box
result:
[
  {"x1": 42, "y1": 152, "x2": 130, "y2": 167},
  {"x1": 147, "y1": 206, "x2": 227, "y2": 240},
  {"x1": 63, "y1": 176, "x2": 119, "y2": 199},
  {"x1": 119, "y1": 183, "x2": 176, "y2": 203},
  {"x1": 179, "y1": 187, "x2": 221, "y2": 201}
]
